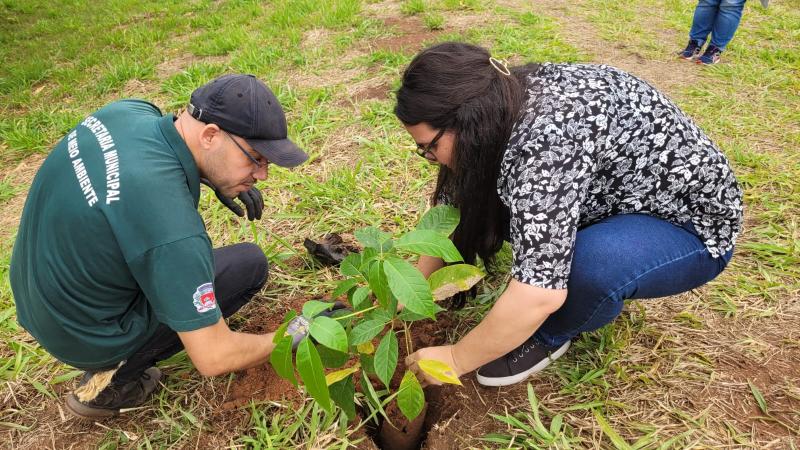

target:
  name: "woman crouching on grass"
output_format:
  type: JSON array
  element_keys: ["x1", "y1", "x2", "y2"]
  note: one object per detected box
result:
[{"x1": 400, "y1": 42, "x2": 743, "y2": 387}]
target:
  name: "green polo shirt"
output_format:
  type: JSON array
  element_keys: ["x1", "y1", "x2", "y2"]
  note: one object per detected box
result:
[{"x1": 10, "y1": 99, "x2": 221, "y2": 369}]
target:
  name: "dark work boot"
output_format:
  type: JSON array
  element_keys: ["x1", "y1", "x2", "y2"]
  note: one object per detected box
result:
[{"x1": 65, "y1": 366, "x2": 162, "y2": 419}]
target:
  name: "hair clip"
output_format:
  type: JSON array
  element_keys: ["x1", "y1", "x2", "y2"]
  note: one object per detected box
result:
[{"x1": 489, "y1": 57, "x2": 511, "y2": 76}]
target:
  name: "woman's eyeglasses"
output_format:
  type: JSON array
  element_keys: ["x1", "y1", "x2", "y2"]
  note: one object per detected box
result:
[{"x1": 415, "y1": 128, "x2": 446, "y2": 161}]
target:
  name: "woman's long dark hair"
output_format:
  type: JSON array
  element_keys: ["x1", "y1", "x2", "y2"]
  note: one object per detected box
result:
[{"x1": 395, "y1": 42, "x2": 540, "y2": 302}]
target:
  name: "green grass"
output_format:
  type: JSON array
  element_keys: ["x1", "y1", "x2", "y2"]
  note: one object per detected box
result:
[
  {"x1": 400, "y1": 0, "x2": 426, "y2": 16},
  {"x1": 1, "y1": 0, "x2": 798, "y2": 447},
  {"x1": 424, "y1": 12, "x2": 446, "y2": 31}
]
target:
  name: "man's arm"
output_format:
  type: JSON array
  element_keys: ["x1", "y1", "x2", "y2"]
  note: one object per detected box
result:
[{"x1": 178, "y1": 319, "x2": 275, "y2": 377}]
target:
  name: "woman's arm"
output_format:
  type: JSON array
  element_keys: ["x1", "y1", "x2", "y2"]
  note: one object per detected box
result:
[
  {"x1": 417, "y1": 254, "x2": 445, "y2": 278},
  {"x1": 406, "y1": 279, "x2": 566, "y2": 382},
  {"x1": 452, "y1": 280, "x2": 566, "y2": 373}
]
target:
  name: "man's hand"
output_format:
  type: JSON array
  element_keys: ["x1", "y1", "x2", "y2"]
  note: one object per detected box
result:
[
  {"x1": 286, "y1": 301, "x2": 349, "y2": 349},
  {"x1": 201, "y1": 178, "x2": 264, "y2": 221},
  {"x1": 405, "y1": 344, "x2": 465, "y2": 387}
]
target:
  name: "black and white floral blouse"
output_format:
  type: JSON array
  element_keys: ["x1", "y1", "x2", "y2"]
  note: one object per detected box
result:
[{"x1": 499, "y1": 63, "x2": 743, "y2": 289}]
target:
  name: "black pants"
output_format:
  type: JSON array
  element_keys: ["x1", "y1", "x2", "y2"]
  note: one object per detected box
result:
[{"x1": 85, "y1": 243, "x2": 269, "y2": 384}]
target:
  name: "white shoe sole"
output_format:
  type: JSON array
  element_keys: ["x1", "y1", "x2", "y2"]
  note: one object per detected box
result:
[{"x1": 476, "y1": 341, "x2": 571, "y2": 387}]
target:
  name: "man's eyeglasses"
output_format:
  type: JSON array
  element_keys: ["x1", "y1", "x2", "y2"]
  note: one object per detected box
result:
[
  {"x1": 415, "y1": 128, "x2": 446, "y2": 161},
  {"x1": 224, "y1": 131, "x2": 268, "y2": 170}
]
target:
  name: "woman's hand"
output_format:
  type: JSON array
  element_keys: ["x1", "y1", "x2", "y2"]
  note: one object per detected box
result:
[{"x1": 405, "y1": 345, "x2": 464, "y2": 386}]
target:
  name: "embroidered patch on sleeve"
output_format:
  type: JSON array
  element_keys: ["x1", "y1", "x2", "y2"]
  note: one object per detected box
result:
[{"x1": 192, "y1": 282, "x2": 217, "y2": 313}]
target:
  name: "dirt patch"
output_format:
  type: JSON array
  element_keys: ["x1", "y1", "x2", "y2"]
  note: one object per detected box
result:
[
  {"x1": 221, "y1": 365, "x2": 303, "y2": 411},
  {"x1": 372, "y1": 17, "x2": 442, "y2": 54},
  {"x1": 351, "y1": 81, "x2": 391, "y2": 102},
  {"x1": 217, "y1": 294, "x2": 318, "y2": 411},
  {"x1": 0, "y1": 152, "x2": 45, "y2": 242},
  {"x1": 709, "y1": 337, "x2": 800, "y2": 439},
  {"x1": 154, "y1": 52, "x2": 229, "y2": 79},
  {"x1": 530, "y1": 0, "x2": 702, "y2": 93},
  {"x1": 122, "y1": 78, "x2": 163, "y2": 104},
  {"x1": 302, "y1": 28, "x2": 331, "y2": 50}
]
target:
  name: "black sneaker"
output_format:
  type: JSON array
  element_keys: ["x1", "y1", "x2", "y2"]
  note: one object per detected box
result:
[
  {"x1": 66, "y1": 366, "x2": 162, "y2": 419},
  {"x1": 678, "y1": 39, "x2": 703, "y2": 60},
  {"x1": 696, "y1": 44, "x2": 723, "y2": 65},
  {"x1": 476, "y1": 337, "x2": 570, "y2": 387}
]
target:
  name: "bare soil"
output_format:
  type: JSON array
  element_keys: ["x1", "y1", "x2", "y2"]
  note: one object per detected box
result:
[
  {"x1": 372, "y1": 17, "x2": 442, "y2": 54},
  {"x1": 0, "y1": 153, "x2": 45, "y2": 243}
]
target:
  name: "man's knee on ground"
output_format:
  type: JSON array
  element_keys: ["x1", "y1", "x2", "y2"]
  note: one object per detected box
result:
[{"x1": 238, "y1": 242, "x2": 269, "y2": 289}]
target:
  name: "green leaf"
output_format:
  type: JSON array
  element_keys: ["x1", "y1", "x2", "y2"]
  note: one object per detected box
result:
[
  {"x1": 428, "y1": 264, "x2": 484, "y2": 301},
  {"x1": 397, "y1": 370, "x2": 425, "y2": 421},
  {"x1": 29, "y1": 378, "x2": 55, "y2": 399},
  {"x1": 317, "y1": 344, "x2": 348, "y2": 368},
  {"x1": 550, "y1": 413, "x2": 563, "y2": 435},
  {"x1": 309, "y1": 316, "x2": 348, "y2": 352},
  {"x1": 395, "y1": 230, "x2": 463, "y2": 262},
  {"x1": 332, "y1": 278, "x2": 358, "y2": 299},
  {"x1": 368, "y1": 260, "x2": 392, "y2": 308},
  {"x1": 360, "y1": 353, "x2": 376, "y2": 375},
  {"x1": 397, "y1": 304, "x2": 445, "y2": 322},
  {"x1": 418, "y1": 359, "x2": 462, "y2": 385},
  {"x1": 350, "y1": 319, "x2": 386, "y2": 345},
  {"x1": 351, "y1": 286, "x2": 371, "y2": 310},
  {"x1": 374, "y1": 330, "x2": 399, "y2": 388},
  {"x1": 383, "y1": 256, "x2": 436, "y2": 319},
  {"x1": 360, "y1": 369, "x2": 386, "y2": 417},
  {"x1": 325, "y1": 366, "x2": 360, "y2": 386},
  {"x1": 593, "y1": 409, "x2": 631, "y2": 450},
  {"x1": 417, "y1": 205, "x2": 460, "y2": 236},
  {"x1": 303, "y1": 300, "x2": 334, "y2": 319},
  {"x1": 355, "y1": 226, "x2": 391, "y2": 249},
  {"x1": 272, "y1": 310, "x2": 297, "y2": 343},
  {"x1": 296, "y1": 339, "x2": 332, "y2": 413},
  {"x1": 50, "y1": 370, "x2": 83, "y2": 385},
  {"x1": 748, "y1": 381, "x2": 768, "y2": 414},
  {"x1": 330, "y1": 375, "x2": 356, "y2": 420},
  {"x1": 340, "y1": 253, "x2": 362, "y2": 277},
  {"x1": 369, "y1": 308, "x2": 394, "y2": 323},
  {"x1": 526, "y1": 384, "x2": 549, "y2": 438},
  {"x1": 360, "y1": 247, "x2": 379, "y2": 270},
  {"x1": 269, "y1": 335, "x2": 297, "y2": 386}
]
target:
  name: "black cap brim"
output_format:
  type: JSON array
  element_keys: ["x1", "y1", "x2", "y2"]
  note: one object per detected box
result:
[{"x1": 247, "y1": 138, "x2": 309, "y2": 168}]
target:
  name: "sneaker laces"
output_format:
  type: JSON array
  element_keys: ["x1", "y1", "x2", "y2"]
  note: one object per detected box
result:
[
  {"x1": 683, "y1": 40, "x2": 701, "y2": 53},
  {"x1": 703, "y1": 44, "x2": 722, "y2": 56},
  {"x1": 511, "y1": 340, "x2": 535, "y2": 363}
]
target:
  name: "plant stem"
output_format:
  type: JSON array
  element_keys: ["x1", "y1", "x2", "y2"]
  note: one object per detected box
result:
[
  {"x1": 333, "y1": 304, "x2": 379, "y2": 321},
  {"x1": 403, "y1": 320, "x2": 413, "y2": 356}
]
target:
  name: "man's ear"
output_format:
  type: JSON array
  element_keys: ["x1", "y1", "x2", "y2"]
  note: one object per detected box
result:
[{"x1": 198, "y1": 123, "x2": 222, "y2": 150}]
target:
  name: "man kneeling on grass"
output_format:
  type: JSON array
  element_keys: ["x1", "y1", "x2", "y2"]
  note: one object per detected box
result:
[{"x1": 10, "y1": 74, "x2": 311, "y2": 419}]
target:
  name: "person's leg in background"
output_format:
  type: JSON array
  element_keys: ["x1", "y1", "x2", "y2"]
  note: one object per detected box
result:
[
  {"x1": 680, "y1": 0, "x2": 721, "y2": 59},
  {"x1": 535, "y1": 214, "x2": 733, "y2": 347},
  {"x1": 67, "y1": 242, "x2": 269, "y2": 418},
  {"x1": 697, "y1": 0, "x2": 747, "y2": 64}
]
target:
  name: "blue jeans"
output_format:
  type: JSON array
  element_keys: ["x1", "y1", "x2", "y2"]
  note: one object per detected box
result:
[
  {"x1": 535, "y1": 214, "x2": 733, "y2": 347},
  {"x1": 689, "y1": 0, "x2": 746, "y2": 50}
]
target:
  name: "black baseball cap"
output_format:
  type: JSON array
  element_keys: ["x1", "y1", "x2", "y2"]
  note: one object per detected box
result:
[{"x1": 189, "y1": 74, "x2": 308, "y2": 168}]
